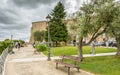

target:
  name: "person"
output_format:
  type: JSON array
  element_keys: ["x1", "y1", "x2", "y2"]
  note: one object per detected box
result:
[
  {"x1": 105, "y1": 41, "x2": 109, "y2": 48},
  {"x1": 32, "y1": 42, "x2": 35, "y2": 47},
  {"x1": 73, "y1": 40, "x2": 76, "y2": 46},
  {"x1": 15, "y1": 42, "x2": 18, "y2": 48},
  {"x1": 90, "y1": 40, "x2": 95, "y2": 54},
  {"x1": 17, "y1": 42, "x2": 21, "y2": 50}
]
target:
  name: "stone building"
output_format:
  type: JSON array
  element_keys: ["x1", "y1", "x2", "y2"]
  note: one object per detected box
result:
[
  {"x1": 29, "y1": 19, "x2": 73, "y2": 44},
  {"x1": 29, "y1": 20, "x2": 114, "y2": 46},
  {"x1": 29, "y1": 21, "x2": 47, "y2": 44}
]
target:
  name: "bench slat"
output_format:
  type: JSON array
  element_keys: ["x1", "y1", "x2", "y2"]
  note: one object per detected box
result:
[
  {"x1": 56, "y1": 61, "x2": 79, "y2": 68},
  {"x1": 60, "y1": 55, "x2": 82, "y2": 62},
  {"x1": 56, "y1": 55, "x2": 82, "y2": 75}
]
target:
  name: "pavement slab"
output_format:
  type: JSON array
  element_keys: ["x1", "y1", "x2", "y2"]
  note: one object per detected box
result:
[{"x1": 4, "y1": 45, "x2": 94, "y2": 75}]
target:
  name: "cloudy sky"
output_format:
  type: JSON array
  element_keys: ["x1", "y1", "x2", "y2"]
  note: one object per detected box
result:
[{"x1": 0, "y1": 0, "x2": 84, "y2": 42}]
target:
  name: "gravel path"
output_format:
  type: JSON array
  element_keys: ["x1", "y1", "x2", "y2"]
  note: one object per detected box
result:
[{"x1": 4, "y1": 45, "x2": 94, "y2": 75}]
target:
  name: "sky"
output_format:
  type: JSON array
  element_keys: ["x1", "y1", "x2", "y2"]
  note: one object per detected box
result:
[{"x1": 0, "y1": 0, "x2": 84, "y2": 42}]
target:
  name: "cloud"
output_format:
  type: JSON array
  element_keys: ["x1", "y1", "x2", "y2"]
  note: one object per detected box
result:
[
  {"x1": 0, "y1": 24, "x2": 30, "y2": 41},
  {"x1": 0, "y1": 0, "x2": 83, "y2": 42},
  {"x1": 9, "y1": 0, "x2": 56, "y2": 9},
  {"x1": 0, "y1": 8, "x2": 18, "y2": 24}
]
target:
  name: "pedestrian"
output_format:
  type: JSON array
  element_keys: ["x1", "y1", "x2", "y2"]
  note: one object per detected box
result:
[
  {"x1": 105, "y1": 41, "x2": 109, "y2": 48},
  {"x1": 15, "y1": 42, "x2": 18, "y2": 48},
  {"x1": 73, "y1": 40, "x2": 76, "y2": 46},
  {"x1": 90, "y1": 40, "x2": 95, "y2": 54},
  {"x1": 32, "y1": 42, "x2": 35, "y2": 47},
  {"x1": 18, "y1": 42, "x2": 21, "y2": 50}
]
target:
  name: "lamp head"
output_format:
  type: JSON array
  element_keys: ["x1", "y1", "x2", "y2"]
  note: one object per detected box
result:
[{"x1": 46, "y1": 14, "x2": 51, "y2": 21}]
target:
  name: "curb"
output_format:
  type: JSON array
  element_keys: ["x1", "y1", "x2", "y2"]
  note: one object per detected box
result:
[
  {"x1": 2, "y1": 54, "x2": 8, "y2": 75},
  {"x1": 80, "y1": 69, "x2": 95, "y2": 75}
]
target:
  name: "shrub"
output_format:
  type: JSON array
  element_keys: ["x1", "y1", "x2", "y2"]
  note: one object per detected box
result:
[
  {"x1": 0, "y1": 40, "x2": 11, "y2": 54},
  {"x1": 13, "y1": 40, "x2": 25, "y2": 47},
  {"x1": 34, "y1": 30, "x2": 46, "y2": 42},
  {"x1": 0, "y1": 42, "x2": 5, "y2": 54},
  {"x1": 19, "y1": 40, "x2": 25, "y2": 44},
  {"x1": 35, "y1": 44, "x2": 47, "y2": 52},
  {"x1": 8, "y1": 44, "x2": 13, "y2": 53}
]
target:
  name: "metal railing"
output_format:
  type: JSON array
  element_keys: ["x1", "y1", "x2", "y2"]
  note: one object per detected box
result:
[{"x1": 0, "y1": 48, "x2": 8, "y2": 75}]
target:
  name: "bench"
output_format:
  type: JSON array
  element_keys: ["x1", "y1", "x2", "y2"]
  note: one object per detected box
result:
[{"x1": 56, "y1": 55, "x2": 83, "y2": 75}]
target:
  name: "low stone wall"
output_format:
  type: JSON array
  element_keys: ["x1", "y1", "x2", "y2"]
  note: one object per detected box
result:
[{"x1": 0, "y1": 48, "x2": 8, "y2": 75}]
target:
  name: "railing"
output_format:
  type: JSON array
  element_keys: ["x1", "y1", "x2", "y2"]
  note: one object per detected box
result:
[{"x1": 0, "y1": 48, "x2": 8, "y2": 75}]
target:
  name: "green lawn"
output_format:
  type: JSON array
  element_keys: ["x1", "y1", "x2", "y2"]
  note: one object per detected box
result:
[
  {"x1": 43, "y1": 46, "x2": 117, "y2": 56},
  {"x1": 79, "y1": 56, "x2": 120, "y2": 75}
]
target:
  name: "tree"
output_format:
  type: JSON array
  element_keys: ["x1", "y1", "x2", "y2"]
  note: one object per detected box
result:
[
  {"x1": 106, "y1": 1, "x2": 120, "y2": 56},
  {"x1": 46, "y1": 1, "x2": 68, "y2": 46},
  {"x1": 70, "y1": 0, "x2": 117, "y2": 58},
  {"x1": 34, "y1": 30, "x2": 45, "y2": 42}
]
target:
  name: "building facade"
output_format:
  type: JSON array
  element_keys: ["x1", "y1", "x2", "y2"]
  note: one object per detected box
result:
[
  {"x1": 29, "y1": 21, "x2": 47, "y2": 44},
  {"x1": 29, "y1": 20, "x2": 114, "y2": 46}
]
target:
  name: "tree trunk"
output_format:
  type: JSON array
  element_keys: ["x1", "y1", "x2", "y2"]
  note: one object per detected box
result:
[
  {"x1": 56, "y1": 41, "x2": 57, "y2": 47},
  {"x1": 56, "y1": 41, "x2": 60, "y2": 47},
  {"x1": 116, "y1": 44, "x2": 120, "y2": 56},
  {"x1": 65, "y1": 42, "x2": 67, "y2": 46},
  {"x1": 115, "y1": 37, "x2": 120, "y2": 56},
  {"x1": 77, "y1": 38, "x2": 83, "y2": 59}
]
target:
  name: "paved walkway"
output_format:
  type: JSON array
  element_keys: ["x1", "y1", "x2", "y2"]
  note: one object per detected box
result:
[
  {"x1": 4, "y1": 45, "x2": 116, "y2": 75},
  {"x1": 4, "y1": 45, "x2": 94, "y2": 75}
]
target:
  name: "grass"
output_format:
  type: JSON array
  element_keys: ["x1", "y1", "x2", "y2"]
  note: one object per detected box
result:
[
  {"x1": 43, "y1": 46, "x2": 119, "y2": 75},
  {"x1": 43, "y1": 46, "x2": 117, "y2": 56},
  {"x1": 79, "y1": 56, "x2": 120, "y2": 75}
]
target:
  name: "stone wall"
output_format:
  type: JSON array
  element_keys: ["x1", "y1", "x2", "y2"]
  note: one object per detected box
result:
[
  {"x1": 29, "y1": 19, "x2": 109, "y2": 44},
  {"x1": 29, "y1": 21, "x2": 47, "y2": 44},
  {"x1": 29, "y1": 20, "x2": 73, "y2": 44}
]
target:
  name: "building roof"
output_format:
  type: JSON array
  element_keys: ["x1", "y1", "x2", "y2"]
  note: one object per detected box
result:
[{"x1": 32, "y1": 21, "x2": 47, "y2": 24}]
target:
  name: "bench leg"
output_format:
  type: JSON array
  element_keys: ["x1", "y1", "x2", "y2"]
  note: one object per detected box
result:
[
  {"x1": 68, "y1": 67, "x2": 70, "y2": 75},
  {"x1": 56, "y1": 62, "x2": 58, "y2": 69}
]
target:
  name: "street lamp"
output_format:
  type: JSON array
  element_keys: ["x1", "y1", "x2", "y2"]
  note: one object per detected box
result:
[
  {"x1": 46, "y1": 14, "x2": 51, "y2": 61},
  {"x1": 10, "y1": 35, "x2": 14, "y2": 54},
  {"x1": 11, "y1": 35, "x2": 13, "y2": 42},
  {"x1": 10, "y1": 35, "x2": 13, "y2": 47}
]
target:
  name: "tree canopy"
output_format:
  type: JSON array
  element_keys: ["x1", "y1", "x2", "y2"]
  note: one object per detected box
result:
[
  {"x1": 46, "y1": 1, "x2": 68, "y2": 46},
  {"x1": 34, "y1": 30, "x2": 45, "y2": 42},
  {"x1": 70, "y1": 0, "x2": 120, "y2": 57}
]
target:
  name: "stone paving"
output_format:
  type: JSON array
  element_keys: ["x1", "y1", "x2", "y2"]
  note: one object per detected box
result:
[
  {"x1": 4, "y1": 45, "x2": 94, "y2": 75},
  {"x1": 4, "y1": 45, "x2": 117, "y2": 75}
]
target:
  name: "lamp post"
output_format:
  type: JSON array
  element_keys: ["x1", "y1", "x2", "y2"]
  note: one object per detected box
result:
[
  {"x1": 46, "y1": 14, "x2": 51, "y2": 61},
  {"x1": 11, "y1": 35, "x2": 14, "y2": 54},
  {"x1": 11, "y1": 35, "x2": 13, "y2": 47},
  {"x1": 11, "y1": 35, "x2": 13, "y2": 41}
]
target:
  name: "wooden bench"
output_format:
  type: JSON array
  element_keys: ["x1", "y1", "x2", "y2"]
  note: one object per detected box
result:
[{"x1": 56, "y1": 55, "x2": 83, "y2": 75}]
